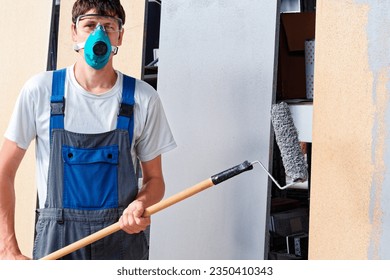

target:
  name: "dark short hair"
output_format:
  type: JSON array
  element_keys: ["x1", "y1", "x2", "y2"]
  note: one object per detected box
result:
[{"x1": 72, "y1": 0, "x2": 126, "y2": 25}]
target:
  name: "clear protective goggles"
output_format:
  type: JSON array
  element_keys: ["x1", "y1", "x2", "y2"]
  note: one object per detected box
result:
[{"x1": 75, "y1": 14, "x2": 123, "y2": 33}]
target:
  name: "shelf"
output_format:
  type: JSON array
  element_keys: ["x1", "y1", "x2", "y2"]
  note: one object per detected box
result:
[{"x1": 288, "y1": 102, "x2": 313, "y2": 143}]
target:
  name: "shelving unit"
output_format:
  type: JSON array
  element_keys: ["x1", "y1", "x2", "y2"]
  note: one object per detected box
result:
[{"x1": 267, "y1": 0, "x2": 316, "y2": 260}]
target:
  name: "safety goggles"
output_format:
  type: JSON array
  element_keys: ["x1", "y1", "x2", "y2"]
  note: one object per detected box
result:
[{"x1": 75, "y1": 14, "x2": 123, "y2": 33}]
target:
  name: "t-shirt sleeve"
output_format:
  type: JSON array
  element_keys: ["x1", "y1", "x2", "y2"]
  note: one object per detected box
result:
[
  {"x1": 4, "y1": 80, "x2": 38, "y2": 150},
  {"x1": 135, "y1": 94, "x2": 177, "y2": 162}
]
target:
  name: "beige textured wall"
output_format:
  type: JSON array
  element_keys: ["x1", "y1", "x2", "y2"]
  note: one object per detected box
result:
[
  {"x1": 57, "y1": 0, "x2": 147, "y2": 78},
  {"x1": 0, "y1": 0, "x2": 146, "y2": 258},
  {"x1": 0, "y1": 1, "x2": 53, "y2": 258},
  {"x1": 309, "y1": 0, "x2": 375, "y2": 259}
]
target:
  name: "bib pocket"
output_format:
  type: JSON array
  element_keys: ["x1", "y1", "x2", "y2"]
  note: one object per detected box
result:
[{"x1": 62, "y1": 145, "x2": 119, "y2": 210}]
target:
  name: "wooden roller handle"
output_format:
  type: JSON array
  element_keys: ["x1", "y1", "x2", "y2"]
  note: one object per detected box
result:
[{"x1": 40, "y1": 178, "x2": 214, "y2": 260}]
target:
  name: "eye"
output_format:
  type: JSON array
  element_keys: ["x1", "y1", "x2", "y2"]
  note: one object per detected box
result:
[
  {"x1": 104, "y1": 24, "x2": 116, "y2": 32},
  {"x1": 79, "y1": 20, "x2": 97, "y2": 32},
  {"x1": 85, "y1": 23, "x2": 97, "y2": 29}
]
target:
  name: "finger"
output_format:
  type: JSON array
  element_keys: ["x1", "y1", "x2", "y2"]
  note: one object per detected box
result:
[
  {"x1": 134, "y1": 216, "x2": 150, "y2": 227},
  {"x1": 120, "y1": 213, "x2": 145, "y2": 234},
  {"x1": 123, "y1": 218, "x2": 149, "y2": 234}
]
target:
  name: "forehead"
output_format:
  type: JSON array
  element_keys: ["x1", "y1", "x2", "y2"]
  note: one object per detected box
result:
[{"x1": 81, "y1": 8, "x2": 118, "y2": 20}]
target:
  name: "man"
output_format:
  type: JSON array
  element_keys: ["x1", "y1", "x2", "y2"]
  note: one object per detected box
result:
[{"x1": 0, "y1": 0, "x2": 176, "y2": 260}]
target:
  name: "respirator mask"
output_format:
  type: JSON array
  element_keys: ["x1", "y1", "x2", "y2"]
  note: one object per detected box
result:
[{"x1": 73, "y1": 14, "x2": 123, "y2": 70}]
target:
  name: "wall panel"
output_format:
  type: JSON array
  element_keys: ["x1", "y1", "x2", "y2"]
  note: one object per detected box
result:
[
  {"x1": 0, "y1": 0, "x2": 53, "y2": 258},
  {"x1": 310, "y1": 0, "x2": 390, "y2": 259},
  {"x1": 150, "y1": 0, "x2": 279, "y2": 259}
]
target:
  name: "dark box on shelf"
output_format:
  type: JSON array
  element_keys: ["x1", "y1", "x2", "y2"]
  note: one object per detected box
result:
[
  {"x1": 286, "y1": 232, "x2": 309, "y2": 258},
  {"x1": 270, "y1": 208, "x2": 309, "y2": 237},
  {"x1": 277, "y1": 12, "x2": 316, "y2": 100}
]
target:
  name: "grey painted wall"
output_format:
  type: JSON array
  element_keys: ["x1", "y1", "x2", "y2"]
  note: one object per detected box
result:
[{"x1": 149, "y1": 0, "x2": 279, "y2": 259}]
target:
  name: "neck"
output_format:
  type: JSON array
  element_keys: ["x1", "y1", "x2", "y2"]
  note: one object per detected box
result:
[{"x1": 73, "y1": 60, "x2": 117, "y2": 94}]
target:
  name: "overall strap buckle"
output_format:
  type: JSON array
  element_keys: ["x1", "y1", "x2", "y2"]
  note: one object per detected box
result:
[
  {"x1": 119, "y1": 103, "x2": 133, "y2": 117},
  {"x1": 50, "y1": 97, "x2": 65, "y2": 115}
]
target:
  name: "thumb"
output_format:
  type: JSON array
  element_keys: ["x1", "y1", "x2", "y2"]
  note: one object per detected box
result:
[{"x1": 133, "y1": 202, "x2": 145, "y2": 218}]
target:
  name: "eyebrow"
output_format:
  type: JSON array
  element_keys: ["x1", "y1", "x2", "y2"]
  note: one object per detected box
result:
[{"x1": 79, "y1": 17, "x2": 116, "y2": 24}]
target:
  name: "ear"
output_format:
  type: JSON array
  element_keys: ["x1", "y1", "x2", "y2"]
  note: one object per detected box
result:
[
  {"x1": 71, "y1": 23, "x2": 78, "y2": 42},
  {"x1": 117, "y1": 29, "x2": 124, "y2": 46}
]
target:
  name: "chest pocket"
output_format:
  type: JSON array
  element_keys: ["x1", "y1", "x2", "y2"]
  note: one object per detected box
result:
[{"x1": 62, "y1": 145, "x2": 119, "y2": 210}]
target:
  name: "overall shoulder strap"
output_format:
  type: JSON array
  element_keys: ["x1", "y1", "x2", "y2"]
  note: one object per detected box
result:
[
  {"x1": 117, "y1": 74, "x2": 136, "y2": 145},
  {"x1": 50, "y1": 68, "x2": 66, "y2": 142},
  {"x1": 117, "y1": 75, "x2": 139, "y2": 182}
]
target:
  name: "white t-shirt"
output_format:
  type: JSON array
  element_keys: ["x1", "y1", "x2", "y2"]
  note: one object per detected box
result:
[{"x1": 5, "y1": 65, "x2": 177, "y2": 208}]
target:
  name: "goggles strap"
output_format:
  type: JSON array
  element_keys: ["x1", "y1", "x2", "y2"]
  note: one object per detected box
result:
[{"x1": 73, "y1": 42, "x2": 85, "y2": 52}]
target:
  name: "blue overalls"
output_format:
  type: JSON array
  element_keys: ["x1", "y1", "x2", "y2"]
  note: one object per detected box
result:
[{"x1": 32, "y1": 69, "x2": 148, "y2": 260}]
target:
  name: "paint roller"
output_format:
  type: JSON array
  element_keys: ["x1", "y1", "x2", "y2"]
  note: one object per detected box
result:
[
  {"x1": 40, "y1": 101, "x2": 307, "y2": 260},
  {"x1": 257, "y1": 101, "x2": 308, "y2": 189}
]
